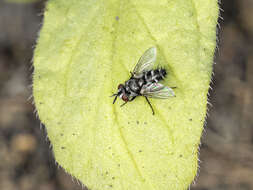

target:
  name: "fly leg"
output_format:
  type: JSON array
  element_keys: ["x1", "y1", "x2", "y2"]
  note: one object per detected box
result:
[
  {"x1": 120, "y1": 96, "x2": 136, "y2": 107},
  {"x1": 145, "y1": 97, "x2": 155, "y2": 115},
  {"x1": 120, "y1": 102, "x2": 127, "y2": 107}
]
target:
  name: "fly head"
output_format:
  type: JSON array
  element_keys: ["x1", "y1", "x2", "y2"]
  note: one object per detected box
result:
[{"x1": 112, "y1": 84, "x2": 129, "y2": 104}]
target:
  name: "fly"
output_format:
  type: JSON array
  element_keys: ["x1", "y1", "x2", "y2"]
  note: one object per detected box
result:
[{"x1": 111, "y1": 47, "x2": 175, "y2": 115}]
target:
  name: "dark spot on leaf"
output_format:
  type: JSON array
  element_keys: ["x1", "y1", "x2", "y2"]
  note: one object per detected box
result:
[
  {"x1": 39, "y1": 102, "x2": 43, "y2": 104},
  {"x1": 128, "y1": 121, "x2": 130, "y2": 124},
  {"x1": 144, "y1": 122, "x2": 147, "y2": 125},
  {"x1": 112, "y1": 177, "x2": 115, "y2": 180},
  {"x1": 106, "y1": 171, "x2": 108, "y2": 175},
  {"x1": 72, "y1": 133, "x2": 75, "y2": 136},
  {"x1": 60, "y1": 133, "x2": 63, "y2": 136},
  {"x1": 61, "y1": 147, "x2": 65, "y2": 149},
  {"x1": 139, "y1": 150, "x2": 142, "y2": 153},
  {"x1": 109, "y1": 184, "x2": 113, "y2": 188},
  {"x1": 108, "y1": 146, "x2": 111, "y2": 149},
  {"x1": 115, "y1": 16, "x2": 119, "y2": 21},
  {"x1": 118, "y1": 164, "x2": 120, "y2": 167},
  {"x1": 112, "y1": 153, "x2": 114, "y2": 156},
  {"x1": 179, "y1": 154, "x2": 183, "y2": 158},
  {"x1": 57, "y1": 122, "x2": 61, "y2": 125},
  {"x1": 189, "y1": 118, "x2": 192, "y2": 121},
  {"x1": 136, "y1": 121, "x2": 139, "y2": 124}
]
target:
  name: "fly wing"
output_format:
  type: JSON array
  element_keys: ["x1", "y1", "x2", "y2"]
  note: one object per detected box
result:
[
  {"x1": 141, "y1": 83, "x2": 175, "y2": 98},
  {"x1": 133, "y1": 47, "x2": 157, "y2": 76}
]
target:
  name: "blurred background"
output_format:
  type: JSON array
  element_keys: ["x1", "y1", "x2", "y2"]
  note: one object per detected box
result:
[{"x1": 0, "y1": 0, "x2": 252, "y2": 190}]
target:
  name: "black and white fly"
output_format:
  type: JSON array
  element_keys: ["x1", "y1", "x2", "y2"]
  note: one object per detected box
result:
[{"x1": 111, "y1": 47, "x2": 175, "y2": 115}]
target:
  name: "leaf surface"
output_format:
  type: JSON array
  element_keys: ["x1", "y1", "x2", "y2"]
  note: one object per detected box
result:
[{"x1": 33, "y1": 0, "x2": 218, "y2": 189}]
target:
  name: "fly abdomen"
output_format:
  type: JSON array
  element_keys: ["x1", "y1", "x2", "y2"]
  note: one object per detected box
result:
[{"x1": 144, "y1": 68, "x2": 167, "y2": 83}]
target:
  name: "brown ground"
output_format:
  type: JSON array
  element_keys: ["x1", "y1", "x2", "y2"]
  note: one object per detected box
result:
[{"x1": 0, "y1": 0, "x2": 252, "y2": 190}]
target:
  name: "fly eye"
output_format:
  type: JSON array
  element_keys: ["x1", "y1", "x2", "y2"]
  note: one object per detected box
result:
[
  {"x1": 118, "y1": 84, "x2": 124, "y2": 89},
  {"x1": 122, "y1": 94, "x2": 128, "y2": 102}
]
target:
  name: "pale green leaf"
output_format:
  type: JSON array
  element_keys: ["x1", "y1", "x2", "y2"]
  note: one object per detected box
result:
[{"x1": 33, "y1": 0, "x2": 219, "y2": 189}]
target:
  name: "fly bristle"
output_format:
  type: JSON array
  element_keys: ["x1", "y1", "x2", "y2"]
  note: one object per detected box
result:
[{"x1": 159, "y1": 68, "x2": 167, "y2": 79}]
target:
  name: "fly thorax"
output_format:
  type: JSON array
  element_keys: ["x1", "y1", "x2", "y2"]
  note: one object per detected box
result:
[{"x1": 127, "y1": 79, "x2": 140, "y2": 93}]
